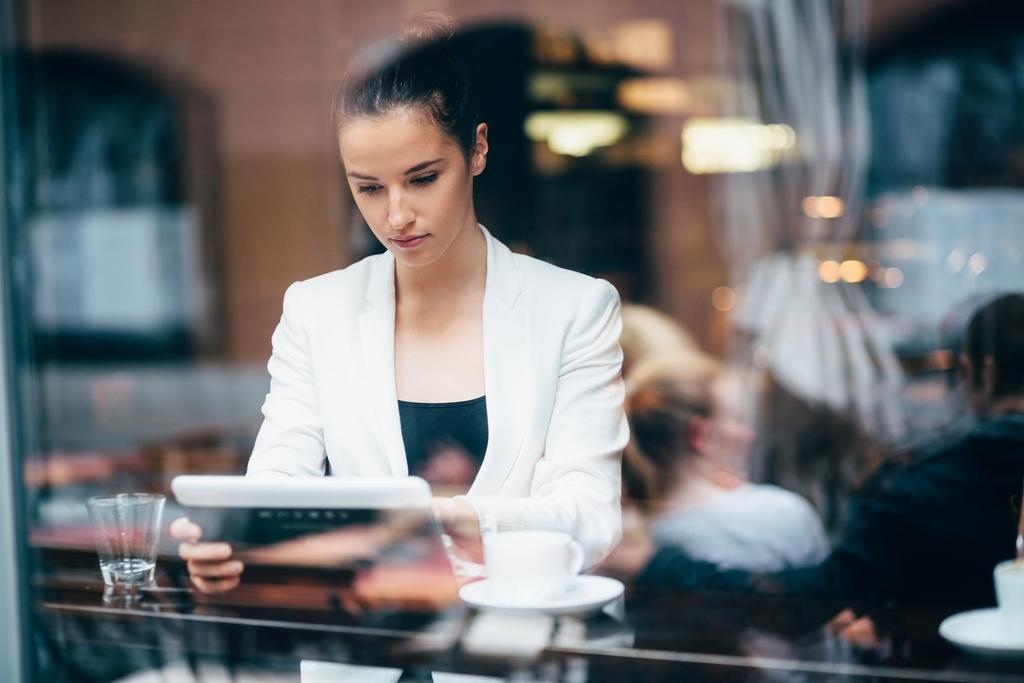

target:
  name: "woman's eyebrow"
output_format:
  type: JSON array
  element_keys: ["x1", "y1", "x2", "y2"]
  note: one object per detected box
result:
[
  {"x1": 403, "y1": 158, "x2": 443, "y2": 175},
  {"x1": 346, "y1": 158, "x2": 443, "y2": 180}
]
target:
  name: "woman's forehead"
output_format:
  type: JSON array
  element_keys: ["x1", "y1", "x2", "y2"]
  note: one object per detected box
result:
[{"x1": 338, "y1": 109, "x2": 456, "y2": 174}]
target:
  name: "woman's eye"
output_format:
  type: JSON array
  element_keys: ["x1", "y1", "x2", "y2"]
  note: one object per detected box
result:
[
  {"x1": 411, "y1": 174, "x2": 437, "y2": 186},
  {"x1": 357, "y1": 185, "x2": 381, "y2": 195}
]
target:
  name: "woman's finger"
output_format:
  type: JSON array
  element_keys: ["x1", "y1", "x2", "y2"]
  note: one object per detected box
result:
[
  {"x1": 187, "y1": 559, "x2": 245, "y2": 579},
  {"x1": 178, "y1": 541, "x2": 232, "y2": 562},
  {"x1": 170, "y1": 517, "x2": 202, "y2": 543},
  {"x1": 191, "y1": 575, "x2": 241, "y2": 594},
  {"x1": 827, "y1": 608, "x2": 856, "y2": 634}
]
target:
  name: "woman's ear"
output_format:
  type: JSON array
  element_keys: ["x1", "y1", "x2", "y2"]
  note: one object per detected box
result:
[{"x1": 471, "y1": 122, "x2": 489, "y2": 176}]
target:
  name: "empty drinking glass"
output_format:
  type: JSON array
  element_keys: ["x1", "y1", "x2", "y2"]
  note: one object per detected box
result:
[{"x1": 86, "y1": 493, "x2": 165, "y2": 599}]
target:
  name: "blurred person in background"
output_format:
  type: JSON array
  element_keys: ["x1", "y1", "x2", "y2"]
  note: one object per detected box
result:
[
  {"x1": 171, "y1": 12, "x2": 627, "y2": 592},
  {"x1": 618, "y1": 352, "x2": 828, "y2": 573},
  {"x1": 605, "y1": 293, "x2": 1024, "y2": 622}
]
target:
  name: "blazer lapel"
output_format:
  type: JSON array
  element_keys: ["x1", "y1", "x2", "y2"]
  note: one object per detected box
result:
[
  {"x1": 471, "y1": 226, "x2": 528, "y2": 494},
  {"x1": 357, "y1": 253, "x2": 409, "y2": 476}
]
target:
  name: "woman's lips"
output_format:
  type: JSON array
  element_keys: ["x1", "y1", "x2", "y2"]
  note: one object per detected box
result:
[{"x1": 391, "y1": 234, "x2": 428, "y2": 249}]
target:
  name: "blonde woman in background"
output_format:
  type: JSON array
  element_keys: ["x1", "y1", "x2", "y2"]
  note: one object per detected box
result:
[
  {"x1": 620, "y1": 353, "x2": 828, "y2": 572},
  {"x1": 619, "y1": 303, "x2": 705, "y2": 382}
]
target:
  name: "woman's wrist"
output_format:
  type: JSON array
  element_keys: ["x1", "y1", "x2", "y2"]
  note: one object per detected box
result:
[{"x1": 434, "y1": 496, "x2": 481, "y2": 540}]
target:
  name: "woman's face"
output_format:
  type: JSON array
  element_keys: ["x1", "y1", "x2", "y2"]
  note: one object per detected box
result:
[
  {"x1": 338, "y1": 108, "x2": 487, "y2": 269},
  {"x1": 705, "y1": 372, "x2": 756, "y2": 469}
]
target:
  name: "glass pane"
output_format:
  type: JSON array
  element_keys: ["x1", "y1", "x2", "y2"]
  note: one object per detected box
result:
[{"x1": 2, "y1": 2, "x2": 1022, "y2": 682}]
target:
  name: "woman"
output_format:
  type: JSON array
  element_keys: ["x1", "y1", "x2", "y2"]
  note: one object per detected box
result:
[
  {"x1": 620, "y1": 353, "x2": 827, "y2": 573},
  {"x1": 173, "y1": 15, "x2": 628, "y2": 592}
]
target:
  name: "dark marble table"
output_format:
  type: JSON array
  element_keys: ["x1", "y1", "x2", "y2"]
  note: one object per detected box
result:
[{"x1": 31, "y1": 546, "x2": 1024, "y2": 682}]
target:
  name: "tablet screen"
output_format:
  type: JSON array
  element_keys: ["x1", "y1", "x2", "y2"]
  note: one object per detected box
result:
[{"x1": 170, "y1": 476, "x2": 460, "y2": 617}]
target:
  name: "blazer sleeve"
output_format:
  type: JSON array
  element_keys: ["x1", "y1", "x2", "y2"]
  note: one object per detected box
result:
[
  {"x1": 465, "y1": 280, "x2": 628, "y2": 567},
  {"x1": 247, "y1": 281, "x2": 327, "y2": 477}
]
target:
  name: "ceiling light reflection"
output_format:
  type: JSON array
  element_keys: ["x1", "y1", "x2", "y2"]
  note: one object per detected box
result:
[
  {"x1": 839, "y1": 260, "x2": 867, "y2": 283},
  {"x1": 802, "y1": 195, "x2": 845, "y2": 219},
  {"x1": 681, "y1": 118, "x2": 795, "y2": 174},
  {"x1": 711, "y1": 286, "x2": 736, "y2": 312},
  {"x1": 819, "y1": 260, "x2": 841, "y2": 284},
  {"x1": 525, "y1": 111, "x2": 629, "y2": 157}
]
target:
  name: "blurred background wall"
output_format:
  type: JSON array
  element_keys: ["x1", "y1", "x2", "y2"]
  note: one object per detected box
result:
[
  {"x1": 24, "y1": 0, "x2": 723, "y2": 362},
  {"x1": 14, "y1": 0, "x2": 1024, "y2": 536}
]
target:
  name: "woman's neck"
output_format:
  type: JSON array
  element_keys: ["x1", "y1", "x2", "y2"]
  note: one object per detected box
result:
[{"x1": 395, "y1": 216, "x2": 486, "y2": 313}]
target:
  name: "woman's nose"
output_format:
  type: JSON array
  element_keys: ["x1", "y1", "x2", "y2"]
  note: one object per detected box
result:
[{"x1": 388, "y1": 193, "x2": 414, "y2": 229}]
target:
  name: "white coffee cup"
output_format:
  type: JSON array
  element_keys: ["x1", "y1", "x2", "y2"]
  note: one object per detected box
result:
[
  {"x1": 484, "y1": 530, "x2": 585, "y2": 603},
  {"x1": 994, "y1": 559, "x2": 1024, "y2": 639}
]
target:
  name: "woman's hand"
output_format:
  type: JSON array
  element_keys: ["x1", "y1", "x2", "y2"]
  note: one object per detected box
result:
[
  {"x1": 432, "y1": 496, "x2": 483, "y2": 562},
  {"x1": 170, "y1": 517, "x2": 244, "y2": 593},
  {"x1": 828, "y1": 610, "x2": 890, "y2": 651}
]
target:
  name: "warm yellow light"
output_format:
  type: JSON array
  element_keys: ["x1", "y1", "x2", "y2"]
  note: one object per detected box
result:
[
  {"x1": 839, "y1": 259, "x2": 867, "y2": 283},
  {"x1": 611, "y1": 19, "x2": 674, "y2": 71},
  {"x1": 802, "y1": 195, "x2": 845, "y2": 219},
  {"x1": 819, "y1": 260, "x2": 841, "y2": 283},
  {"x1": 681, "y1": 118, "x2": 796, "y2": 174},
  {"x1": 525, "y1": 111, "x2": 629, "y2": 157},
  {"x1": 618, "y1": 77, "x2": 690, "y2": 114},
  {"x1": 711, "y1": 286, "x2": 736, "y2": 312}
]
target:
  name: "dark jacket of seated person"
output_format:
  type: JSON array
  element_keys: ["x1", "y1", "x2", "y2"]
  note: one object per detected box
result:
[
  {"x1": 637, "y1": 413, "x2": 1024, "y2": 609},
  {"x1": 636, "y1": 293, "x2": 1024, "y2": 613}
]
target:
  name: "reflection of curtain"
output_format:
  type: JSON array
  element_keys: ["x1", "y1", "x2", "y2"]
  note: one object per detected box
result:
[{"x1": 716, "y1": 0, "x2": 904, "y2": 443}]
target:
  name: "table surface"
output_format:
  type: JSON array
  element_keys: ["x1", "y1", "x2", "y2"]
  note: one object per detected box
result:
[{"x1": 31, "y1": 546, "x2": 1024, "y2": 683}]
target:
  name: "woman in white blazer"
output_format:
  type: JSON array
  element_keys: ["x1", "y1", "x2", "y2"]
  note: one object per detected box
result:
[{"x1": 174, "y1": 15, "x2": 627, "y2": 592}]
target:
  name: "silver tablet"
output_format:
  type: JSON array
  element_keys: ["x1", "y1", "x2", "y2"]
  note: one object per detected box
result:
[
  {"x1": 171, "y1": 475, "x2": 433, "y2": 510},
  {"x1": 168, "y1": 475, "x2": 460, "y2": 618}
]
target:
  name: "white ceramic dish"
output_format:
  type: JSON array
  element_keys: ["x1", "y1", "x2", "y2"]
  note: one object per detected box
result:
[
  {"x1": 459, "y1": 575, "x2": 624, "y2": 616},
  {"x1": 939, "y1": 607, "x2": 1024, "y2": 658}
]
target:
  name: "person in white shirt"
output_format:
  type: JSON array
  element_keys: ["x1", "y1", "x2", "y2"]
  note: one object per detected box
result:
[{"x1": 172, "y1": 13, "x2": 627, "y2": 592}]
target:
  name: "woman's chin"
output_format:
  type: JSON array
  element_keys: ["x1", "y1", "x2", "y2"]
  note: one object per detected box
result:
[
  {"x1": 389, "y1": 241, "x2": 445, "y2": 269},
  {"x1": 392, "y1": 250, "x2": 438, "y2": 268}
]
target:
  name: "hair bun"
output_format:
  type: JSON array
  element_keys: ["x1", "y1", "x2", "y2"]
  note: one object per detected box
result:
[{"x1": 399, "y1": 10, "x2": 458, "y2": 46}]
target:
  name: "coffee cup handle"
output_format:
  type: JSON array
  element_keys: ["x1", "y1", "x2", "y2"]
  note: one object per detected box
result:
[{"x1": 569, "y1": 540, "x2": 585, "y2": 575}]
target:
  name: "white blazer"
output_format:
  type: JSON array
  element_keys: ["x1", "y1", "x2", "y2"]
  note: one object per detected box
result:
[{"x1": 247, "y1": 225, "x2": 628, "y2": 565}]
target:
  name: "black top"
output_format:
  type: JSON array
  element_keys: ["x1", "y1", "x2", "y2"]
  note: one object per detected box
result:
[
  {"x1": 398, "y1": 396, "x2": 488, "y2": 486},
  {"x1": 637, "y1": 413, "x2": 1024, "y2": 616}
]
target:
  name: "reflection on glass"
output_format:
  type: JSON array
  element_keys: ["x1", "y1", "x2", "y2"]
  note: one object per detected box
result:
[{"x1": 6, "y1": 1, "x2": 1024, "y2": 681}]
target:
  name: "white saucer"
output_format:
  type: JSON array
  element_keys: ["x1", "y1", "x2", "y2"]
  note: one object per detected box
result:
[
  {"x1": 939, "y1": 608, "x2": 1024, "y2": 658},
  {"x1": 459, "y1": 575, "x2": 624, "y2": 616}
]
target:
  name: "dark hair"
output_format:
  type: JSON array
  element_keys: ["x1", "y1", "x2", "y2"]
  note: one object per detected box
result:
[
  {"x1": 622, "y1": 357, "x2": 718, "y2": 507},
  {"x1": 333, "y1": 12, "x2": 479, "y2": 160},
  {"x1": 964, "y1": 292, "x2": 1024, "y2": 398}
]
